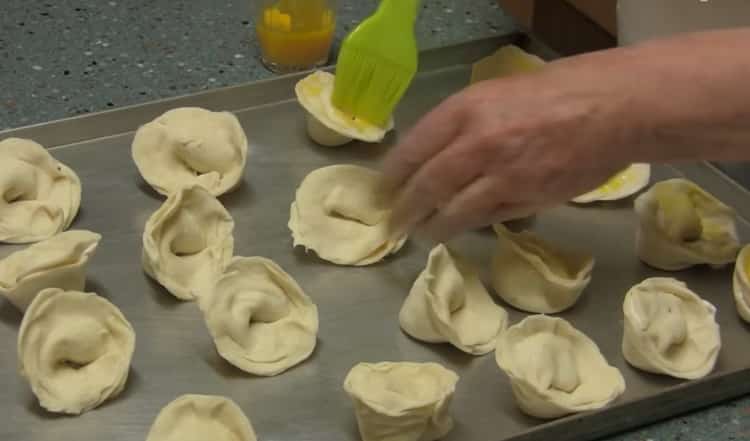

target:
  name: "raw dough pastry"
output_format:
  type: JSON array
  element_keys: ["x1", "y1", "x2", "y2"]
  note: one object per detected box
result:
[
  {"x1": 496, "y1": 315, "x2": 625, "y2": 419},
  {"x1": 0, "y1": 138, "x2": 81, "y2": 243},
  {"x1": 0, "y1": 230, "x2": 101, "y2": 311},
  {"x1": 733, "y1": 245, "x2": 750, "y2": 323},
  {"x1": 132, "y1": 107, "x2": 248, "y2": 196},
  {"x1": 289, "y1": 164, "x2": 407, "y2": 266},
  {"x1": 143, "y1": 185, "x2": 234, "y2": 301},
  {"x1": 572, "y1": 163, "x2": 651, "y2": 203},
  {"x1": 18, "y1": 288, "x2": 135, "y2": 414},
  {"x1": 202, "y1": 256, "x2": 319, "y2": 376},
  {"x1": 399, "y1": 244, "x2": 508, "y2": 355},
  {"x1": 295, "y1": 71, "x2": 394, "y2": 146},
  {"x1": 344, "y1": 362, "x2": 459, "y2": 441},
  {"x1": 622, "y1": 277, "x2": 721, "y2": 379},
  {"x1": 146, "y1": 394, "x2": 257, "y2": 441},
  {"x1": 491, "y1": 225, "x2": 594, "y2": 313},
  {"x1": 634, "y1": 178, "x2": 740, "y2": 270}
]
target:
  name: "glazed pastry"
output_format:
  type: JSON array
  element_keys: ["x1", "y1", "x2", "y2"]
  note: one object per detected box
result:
[
  {"x1": 344, "y1": 362, "x2": 459, "y2": 441},
  {"x1": 622, "y1": 277, "x2": 721, "y2": 379},
  {"x1": 634, "y1": 178, "x2": 740, "y2": 270},
  {"x1": 18, "y1": 289, "x2": 135, "y2": 414},
  {"x1": 572, "y1": 163, "x2": 650, "y2": 203},
  {"x1": 495, "y1": 315, "x2": 625, "y2": 419},
  {"x1": 491, "y1": 225, "x2": 594, "y2": 313},
  {"x1": 142, "y1": 185, "x2": 234, "y2": 301},
  {"x1": 0, "y1": 138, "x2": 81, "y2": 243},
  {"x1": 733, "y1": 245, "x2": 750, "y2": 323},
  {"x1": 146, "y1": 394, "x2": 257, "y2": 441},
  {"x1": 399, "y1": 244, "x2": 508, "y2": 355},
  {"x1": 0, "y1": 230, "x2": 101, "y2": 311},
  {"x1": 202, "y1": 256, "x2": 319, "y2": 376},
  {"x1": 295, "y1": 71, "x2": 394, "y2": 146},
  {"x1": 289, "y1": 164, "x2": 406, "y2": 265},
  {"x1": 132, "y1": 107, "x2": 248, "y2": 196}
]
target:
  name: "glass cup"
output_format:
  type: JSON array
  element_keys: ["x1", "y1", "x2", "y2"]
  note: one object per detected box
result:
[{"x1": 254, "y1": 0, "x2": 338, "y2": 73}]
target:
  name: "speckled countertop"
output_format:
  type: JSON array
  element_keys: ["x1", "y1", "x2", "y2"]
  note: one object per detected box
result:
[{"x1": 1, "y1": 1, "x2": 749, "y2": 440}]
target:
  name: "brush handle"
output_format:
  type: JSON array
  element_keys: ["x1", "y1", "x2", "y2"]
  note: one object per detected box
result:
[{"x1": 375, "y1": 0, "x2": 420, "y2": 27}]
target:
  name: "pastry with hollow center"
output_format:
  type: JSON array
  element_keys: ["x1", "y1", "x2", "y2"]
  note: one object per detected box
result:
[
  {"x1": 634, "y1": 178, "x2": 740, "y2": 270},
  {"x1": 344, "y1": 361, "x2": 459, "y2": 441},
  {"x1": 495, "y1": 315, "x2": 625, "y2": 419},
  {"x1": 18, "y1": 288, "x2": 135, "y2": 415},
  {"x1": 400, "y1": 244, "x2": 508, "y2": 355},
  {"x1": 201, "y1": 256, "x2": 319, "y2": 376},
  {"x1": 289, "y1": 164, "x2": 406, "y2": 265},
  {"x1": 142, "y1": 185, "x2": 234, "y2": 301},
  {"x1": 0, "y1": 230, "x2": 101, "y2": 311},
  {"x1": 146, "y1": 394, "x2": 257, "y2": 441},
  {"x1": 132, "y1": 107, "x2": 248, "y2": 197},
  {"x1": 733, "y1": 245, "x2": 750, "y2": 323},
  {"x1": 0, "y1": 138, "x2": 81, "y2": 243},
  {"x1": 622, "y1": 277, "x2": 721, "y2": 379}
]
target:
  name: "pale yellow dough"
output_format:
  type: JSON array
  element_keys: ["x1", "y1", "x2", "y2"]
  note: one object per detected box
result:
[
  {"x1": 0, "y1": 138, "x2": 81, "y2": 243},
  {"x1": 491, "y1": 225, "x2": 594, "y2": 313},
  {"x1": 289, "y1": 164, "x2": 407, "y2": 265},
  {"x1": 400, "y1": 244, "x2": 508, "y2": 355},
  {"x1": 142, "y1": 185, "x2": 234, "y2": 301},
  {"x1": 18, "y1": 288, "x2": 135, "y2": 415},
  {"x1": 295, "y1": 71, "x2": 394, "y2": 146},
  {"x1": 146, "y1": 394, "x2": 257, "y2": 441},
  {"x1": 344, "y1": 362, "x2": 459, "y2": 441},
  {"x1": 572, "y1": 163, "x2": 651, "y2": 203},
  {"x1": 496, "y1": 315, "x2": 625, "y2": 419},
  {"x1": 622, "y1": 277, "x2": 721, "y2": 379},
  {"x1": 634, "y1": 178, "x2": 740, "y2": 270},
  {"x1": 733, "y1": 245, "x2": 750, "y2": 323},
  {"x1": 132, "y1": 107, "x2": 249, "y2": 196},
  {"x1": 0, "y1": 230, "x2": 100, "y2": 311},
  {"x1": 201, "y1": 256, "x2": 319, "y2": 376}
]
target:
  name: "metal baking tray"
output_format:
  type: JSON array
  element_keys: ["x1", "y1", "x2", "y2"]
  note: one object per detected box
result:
[{"x1": 1, "y1": 32, "x2": 750, "y2": 441}]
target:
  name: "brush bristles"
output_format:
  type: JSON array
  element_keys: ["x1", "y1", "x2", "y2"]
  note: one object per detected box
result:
[{"x1": 333, "y1": 44, "x2": 416, "y2": 127}]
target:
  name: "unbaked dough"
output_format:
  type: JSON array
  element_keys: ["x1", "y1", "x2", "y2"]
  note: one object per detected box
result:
[
  {"x1": 201, "y1": 256, "x2": 319, "y2": 376},
  {"x1": 289, "y1": 164, "x2": 407, "y2": 265},
  {"x1": 295, "y1": 71, "x2": 394, "y2": 146},
  {"x1": 0, "y1": 230, "x2": 100, "y2": 311},
  {"x1": 18, "y1": 288, "x2": 135, "y2": 414},
  {"x1": 622, "y1": 277, "x2": 721, "y2": 379},
  {"x1": 0, "y1": 138, "x2": 81, "y2": 243},
  {"x1": 132, "y1": 107, "x2": 248, "y2": 196},
  {"x1": 146, "y1": 394, "x2": 257, "y2": 441},
  {"x1": 142, "y1": 185, "x2": 234, "y2": 301},
  {"x1": 634, "y1": 178, "x2": 740, "y2": 270},
  {"x1": 733, "y1": 245, "x2": 750, "y2": 323},
  {"x1": 491, "y1": 225, "x2": 594, "y2": 313},
  {"x1": 399, "y1": 244, "x2": 508, "y2": 355},
  {"x1": 495, "y1": 315, "x2": 625, "y2": 419},
  {"x1": 344, "y1": 362, "x2": 459, "y2": 441},
  {"x1": 572, "y1": 163, "x2": 651, "y2": 203}
]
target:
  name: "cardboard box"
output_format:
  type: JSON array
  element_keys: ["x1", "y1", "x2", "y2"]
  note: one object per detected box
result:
[{"x1": 498, "y1": 0, "x2": 617, "y2": 55}]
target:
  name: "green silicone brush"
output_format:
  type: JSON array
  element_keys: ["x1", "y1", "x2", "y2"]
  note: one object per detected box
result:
[{"x1": 331, "y1": 0, "x2": 420, "y2": 127}]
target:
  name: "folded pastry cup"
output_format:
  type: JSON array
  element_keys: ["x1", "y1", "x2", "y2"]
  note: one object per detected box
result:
[
  {"x1": 201, "y1": 256, "x2": 319, "y2": 376},
  {"x1": 132, "y1": 107, "x2": 249, "y2": 196},
  {"x1": 146, "y1": 394, "x2": 257, "y2": 441},
  {"x1": 634, "y1": 178, "x2": 740, "y2": 270},
  {"x1": 344, "y1": 362, "x2": 459, "y2": 441},
  {"x1": 18, "y1": 288, "x2": 135, "y2": 414},
  {"x1": 142, "y1": 185, "x2": 234, "y2": 301},
  {"x1": 0, "y1": 138, "x2": 81, "y2": 243},
  {"x1": 491, "y1": 225, "x2": 594, "y2": 314},
  {"x1": 400, "y1": 244, "x2": 508, "y2": 355},
  {"x1": 733, "y1": 245, "x2": 750, "y2": 323},
  {"x1": 0, "y1": 230, "x2": 101, "y2": 311},
  {"x1": 289, "y1": 164, "x2": 407, "y2": 266},
  {"x1": 622, "y1": 277, "x2": 721, "y2": 379},
  {"x1": 496, "y1": 315, "x2": 625, "y2": 419}
]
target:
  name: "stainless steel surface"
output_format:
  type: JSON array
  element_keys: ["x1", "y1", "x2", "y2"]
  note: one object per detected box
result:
[{"x1": 1, "y1": 33, "x2": 750, "y2": 441}]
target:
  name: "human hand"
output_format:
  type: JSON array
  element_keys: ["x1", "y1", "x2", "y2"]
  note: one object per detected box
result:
[{"x1": 382, "y1": 67, "x2": 634, "y2": 241}]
